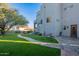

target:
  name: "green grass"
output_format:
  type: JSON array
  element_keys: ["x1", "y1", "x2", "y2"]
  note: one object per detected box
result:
[
  {"x1": 0, "y1": 33, "x2": 26, "y2": 41},
  {"x1": 23, "y1": 34, "x2": 58, "y2": 43},
  {"x1": 0, "y1": 33, "x2": 60, "y2": 56},
  {"x1": 0, "y1": 41, "x2": 60, "y2": 56}
]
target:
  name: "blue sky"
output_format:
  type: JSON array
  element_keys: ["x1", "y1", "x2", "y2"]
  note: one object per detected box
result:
[{"x1": 9, "y1": 3, "x2": 41, "y2": 27}]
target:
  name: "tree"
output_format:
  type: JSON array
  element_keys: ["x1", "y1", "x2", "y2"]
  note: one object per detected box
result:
[{"x1": 0, "y1": 8, "x2": 29, "y2": 35}]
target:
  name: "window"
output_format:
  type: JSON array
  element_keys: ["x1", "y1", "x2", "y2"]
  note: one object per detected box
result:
[
  {"x1": 44, "y1": 5, "x2": 46, "y2": 8},
  {"x1": 64, "y1": 8, "x2": 67, "y2": 11},
  {"x1": 64, "y1": 4, "x2": 74, "y2": 11},
  {"x1": 67, "y1": 26, "x2": 69, "y2": 28},
  {"x1": 64, "y1": 26, "x2": 66, "y2": 30},
  {"x1": 40, "y1": 19, "x2": 42, "y2": 24},
  {"x1": 35, "y1": 24, "x2": 37, "y2": 28},
  {"x1": 70, "y1": 4, "x2": 74, "y2": 8},
  {"x1": 46, "y1": 17, "x2": 51, "y2": 23}
]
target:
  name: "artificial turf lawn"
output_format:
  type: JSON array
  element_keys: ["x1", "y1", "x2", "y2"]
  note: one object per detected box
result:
[
  {"x1": 23, "y1": 34, "x2": 58, "y2": 43},
  {"x1": 0, "y1": 42, "x2": 60, "y2": 56}
]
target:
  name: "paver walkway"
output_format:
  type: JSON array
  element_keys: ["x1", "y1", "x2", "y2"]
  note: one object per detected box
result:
[
  {"x1": 55, "y1": 36, "x2": 79, "y2": 56},
  {"x1": 17, "y1": 34, "x2": 60, "y2": 48},
  {"x1": 18, "y1": 34, "x2": 79, "y2": 56},
  {"x1": 55, "y1": 36, "x2": 79, "y2": 45}
]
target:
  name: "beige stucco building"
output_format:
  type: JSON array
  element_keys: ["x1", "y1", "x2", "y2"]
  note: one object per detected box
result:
[
  {"x1": 34, "y1": 3, "x2": 79, "y2": 38},
  {"x1": 10, "y1": 25, "x2": 33, "y2": 32}
]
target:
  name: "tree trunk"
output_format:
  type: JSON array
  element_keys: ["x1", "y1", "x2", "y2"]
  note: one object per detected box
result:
[{"x1": 1, "y1": 27, "x2": 5, "y2": 35}]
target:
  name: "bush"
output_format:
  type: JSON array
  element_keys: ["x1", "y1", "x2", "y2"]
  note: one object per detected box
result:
[
  {"x1": 27, "y1": 31, "x2": 33, "y2": 33},
  {"x1": 15, "y1": 31, "x2": 21, "y2": 33},
  {"x1": 34, "y1": 32, "x2": 42, "y2": 36}
]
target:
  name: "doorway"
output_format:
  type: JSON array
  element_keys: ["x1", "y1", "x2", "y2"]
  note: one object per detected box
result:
[{"x1": 71, "y1": 25, "x2": 77, "y2": 38}]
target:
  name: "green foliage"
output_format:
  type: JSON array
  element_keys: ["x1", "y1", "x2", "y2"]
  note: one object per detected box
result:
[
  {"x1": 0, "y1": 8, "x2": 29, "y2": 35},
  {"x1": 0, "y1": 8, "x2": 28, "y2": 25},
  {"x1": 23, "y1": 34, "x2": 58, "y2": 43}
]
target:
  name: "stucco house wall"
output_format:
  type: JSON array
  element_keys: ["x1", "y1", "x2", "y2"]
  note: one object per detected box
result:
[
  {"x1": 62, "y1": 4, "x2": 79, "y2": 38},
  {"x1": 35, "y1": 3, "x2": 79, "y2": 38}
]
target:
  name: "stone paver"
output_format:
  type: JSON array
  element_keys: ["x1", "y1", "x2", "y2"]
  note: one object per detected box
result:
[
  {"x1": 55, "y1": 36, "x2": 79, "y2": 45},
  {"x1": 55, "y1": 36, "x2": 79, "y2": 56}
]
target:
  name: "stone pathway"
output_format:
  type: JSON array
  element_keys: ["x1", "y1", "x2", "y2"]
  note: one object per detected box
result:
[
  {"x1": 18, "y1": 34, "x2": 39, "y2": 42},
  {"x1": 55, "y1": 36, "x2": 79, "y2": 56},
  {"x1": 17, "y1": 34, "x2": 60, "y2": 48},
  {"x1": 18, "y1": 34, "x2": 79, "y2": 56},
  {"x1": 55, "y1": 36, "x2": 79, "y2": 45}
]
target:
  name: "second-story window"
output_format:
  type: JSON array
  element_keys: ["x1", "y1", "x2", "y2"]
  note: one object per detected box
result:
[
  {"x1": 70, "y1": 4, "x2": 74, "y2": 8},
  {"x1": 46, "y1": 17, "x2": 51, "y2": 23},
  {"x1": 64, "y1": 7, "x2": 67, "y2": 11}
]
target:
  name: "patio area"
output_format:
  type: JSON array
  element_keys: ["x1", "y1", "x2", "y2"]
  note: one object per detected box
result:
[{"x1": 55, "y1": 36, "x2": 79, "y2": 56}]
